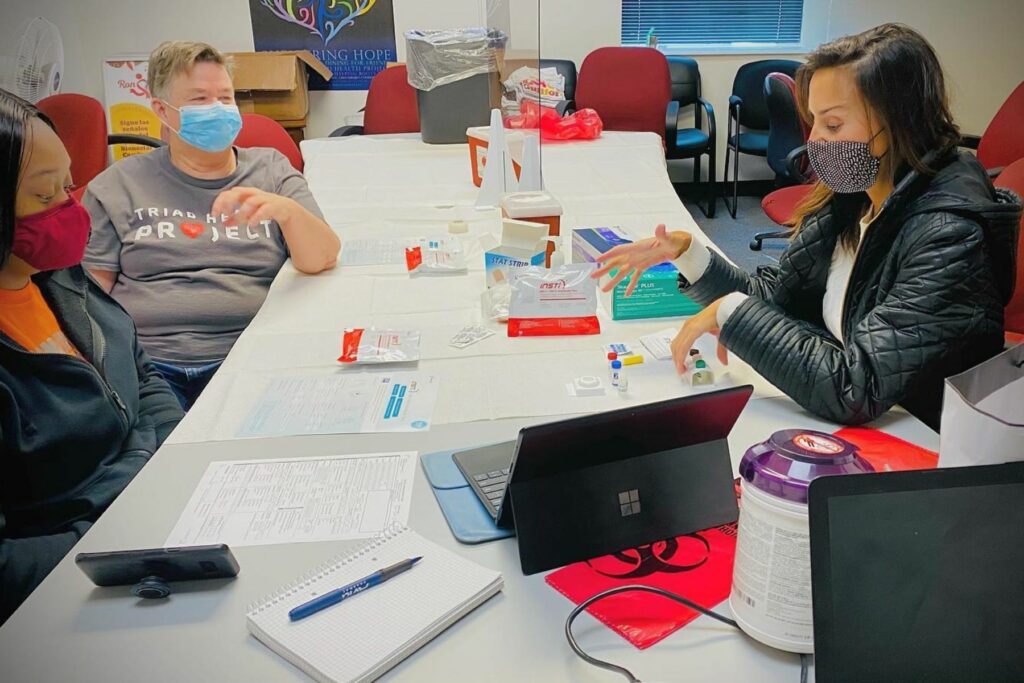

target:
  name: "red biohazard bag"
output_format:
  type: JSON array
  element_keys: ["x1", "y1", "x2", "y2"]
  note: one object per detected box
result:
[
  {"x1": 832, "y1": 427, "x2": 938, "y2": 471},
  {"x1": 504, "y1": 99, "x2": 604, "y2": 141},
  {"x1": 546, "y1": 526, "x2": 738, "y2": 649}
]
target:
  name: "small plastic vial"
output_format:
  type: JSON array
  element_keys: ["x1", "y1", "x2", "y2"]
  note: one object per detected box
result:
[
  {"x1": 617, "y1": 372, "x2": 629, "y2": 394},
  {"x1": 607, "y1": 352, "x2": 618, "y2": 380},
  {"x1": 691, "y1": 359, "x2": 715, "y2": 386},
  {"x1": 610, "y1": 359, "x2": 622, "y2": 388}
]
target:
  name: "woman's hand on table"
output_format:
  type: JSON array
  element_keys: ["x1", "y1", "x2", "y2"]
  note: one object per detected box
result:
[
  {"x1": 670, "y1": 298, "x2": 730, "y2": 374},
  {"x1": 591, "y1": 224, "x2": 693, "y2": 296}
]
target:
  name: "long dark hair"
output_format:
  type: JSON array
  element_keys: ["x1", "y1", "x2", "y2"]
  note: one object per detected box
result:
[
  {"x1": 0, "y1": 89, "x2": 56, "y2": 267},
  {"x1": 791, "y1": 24, "x2": 961, "y2": 248}
]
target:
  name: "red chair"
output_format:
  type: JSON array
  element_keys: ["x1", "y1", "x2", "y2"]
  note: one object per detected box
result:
[
  {"x1": 37, "y1": 93, "x2": 163, "y2": 190},
  {"x1": 965, "y1": 81, "x2": 1024, "y2": 176},
  {"x1": 574, "y1": 47, "x2": 671, "y2": 140},
  {"x1": 993, "y1": 157, "x2": 1024, "y2": 343},
  {"x1": 761, "y1": 184, "x2": 812, "y2": 223},
  {"x1": 330, "y1": 65, "x2": 420, "y2": 137},
  {"x1": 37, "y1": 94, "x2": 107, "y2": 189},
  {"x1": 236, "y1": 113, "x2": 304, "y2": 171}
]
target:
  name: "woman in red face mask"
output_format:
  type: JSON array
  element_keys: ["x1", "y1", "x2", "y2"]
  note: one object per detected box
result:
[{"x1": 0, "y1": 90, "x2": 184, "y2": 624}]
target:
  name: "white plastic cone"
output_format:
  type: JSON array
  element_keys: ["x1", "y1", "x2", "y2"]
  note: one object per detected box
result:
[
  {"x1": 476, "y1": 109, "x2": 518, "y2": 208},
  {"x1": 517, "y1": 134, "x2": 543, "y2": 192}
]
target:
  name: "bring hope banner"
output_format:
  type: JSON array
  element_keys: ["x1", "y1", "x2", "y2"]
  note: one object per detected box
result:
[{"x1": 248, "y1": 0, "x2": 397, "y2": 90}]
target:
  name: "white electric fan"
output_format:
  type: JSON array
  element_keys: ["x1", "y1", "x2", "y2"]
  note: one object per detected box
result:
[{"x1": 3, "y1": 17, "x2": 65, "y2": 103}]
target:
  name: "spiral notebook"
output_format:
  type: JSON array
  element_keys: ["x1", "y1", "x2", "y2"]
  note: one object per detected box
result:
[{"x1": 246, "y1": 527, "x2": 503, "y2": 683}]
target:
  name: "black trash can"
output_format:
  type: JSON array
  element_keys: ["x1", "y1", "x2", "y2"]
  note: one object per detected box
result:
[{"x1": 405, "y1": 28, "x2": 508, "y2": 144}]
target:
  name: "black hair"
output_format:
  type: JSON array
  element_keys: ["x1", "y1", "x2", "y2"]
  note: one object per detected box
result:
[{"x1": 0, "y1": 88, "x2": 56, "y2": 267}]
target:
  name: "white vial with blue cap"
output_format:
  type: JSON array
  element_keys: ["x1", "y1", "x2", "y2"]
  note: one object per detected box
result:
[{"x1": 610, "y1": 359, "x2": 623, "y2": 388}]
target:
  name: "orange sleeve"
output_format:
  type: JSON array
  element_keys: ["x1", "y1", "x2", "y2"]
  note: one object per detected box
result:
[{"x1": 0, "y1": 282, "x2": 82, "y2": 357}]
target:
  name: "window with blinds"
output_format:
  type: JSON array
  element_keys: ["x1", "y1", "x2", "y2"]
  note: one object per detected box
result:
[{"x1": 621, "y1": 0, "x2": 805, "y2": 46}]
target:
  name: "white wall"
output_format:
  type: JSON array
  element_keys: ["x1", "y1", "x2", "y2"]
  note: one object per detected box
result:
[
  {"x1": 827, "y1": 0, "x2": 1024, "y2": 138},
  {"x1": 3, "y1": 0, "x2": 1022, "y2": 180},
  {"x1": 539, "y1": 0, "x2": 1024, "y2": 181},
  {"x1": 0, "y1": 0, "x2": 488, "y2": 138}
]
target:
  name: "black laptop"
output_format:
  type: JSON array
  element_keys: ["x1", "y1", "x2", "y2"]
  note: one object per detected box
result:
[
  {"x1": 452, "y1": 386, "x2": 752, "y2": 574},
  {"x1": 808, "y1": 461, "x2": 1024, "y2": 683}
]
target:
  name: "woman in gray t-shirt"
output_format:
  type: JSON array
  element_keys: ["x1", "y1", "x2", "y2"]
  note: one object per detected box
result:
[{"x1": 83, "y1": 41, "x2": 340, "y2": 409}]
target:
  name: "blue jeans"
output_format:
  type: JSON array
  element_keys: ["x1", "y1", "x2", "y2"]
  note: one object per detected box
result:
[{"x1": 150, "y1": 360, "x2": 223, "y2": 411}]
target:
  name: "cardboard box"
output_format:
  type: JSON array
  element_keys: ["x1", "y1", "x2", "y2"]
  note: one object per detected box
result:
[
  {"x1": 228, "y1": 51, "x2": 332, "y2": 129},
  {"x1": 572, "y1": 227, "x2": 703, "y2": 321},
  {"x1": 103, "y1": 56, "x2": 162, "y2": 161},
  {"x1": 498, "y1": 50, "x2": 542, "y2": 83},
  {"x1": 484, "y1": 219, "x2": 549, "y2": 287},
  {"x1": 501, "y1": 191, "x2": 562, "y2": 265}
]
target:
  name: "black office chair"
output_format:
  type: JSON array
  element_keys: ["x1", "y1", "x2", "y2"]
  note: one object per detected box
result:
[
  {"x1": 539, "y1": 58, "x2": 578, "y2": 115},
  {"x1": 764, "y1": 73, "x2": 808, "y2": 184},
  {"x1": 723, "y1": 59, "x2": 801, "y2": 218},
  {"x1": 750, "y1": 72, "x2": 813, "y2": 251},
  {"x1": 665, "y1": 57, "x2": 717, "y2": 218}
]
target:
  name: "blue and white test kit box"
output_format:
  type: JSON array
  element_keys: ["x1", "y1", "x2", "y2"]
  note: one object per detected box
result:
[
  {"x1": 572, "y1": 227, "x2": 703, "y2": 320},
  {"x1": 484, "y1": 219, "x2": 549, "y2": 287}
]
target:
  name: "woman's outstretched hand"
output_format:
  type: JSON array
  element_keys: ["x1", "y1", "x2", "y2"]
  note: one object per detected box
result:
[{"x1": 590, "y1": 224, "x2": 693, "y2": 296}]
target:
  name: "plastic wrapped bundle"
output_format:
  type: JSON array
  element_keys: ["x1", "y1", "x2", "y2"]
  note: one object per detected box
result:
[{"x1": 405, "y1": 28, "x2": 508, "y2": 92}]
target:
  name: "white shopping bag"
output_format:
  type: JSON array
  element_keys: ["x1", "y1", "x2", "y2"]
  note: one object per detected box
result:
[{"x1": 939, "y1": 343, "x2": 1024, "y2": 467}]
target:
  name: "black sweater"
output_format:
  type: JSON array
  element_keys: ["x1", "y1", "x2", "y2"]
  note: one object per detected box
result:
[{"x1": 0, "y1": 266, "x2": 183, "y2": 623}]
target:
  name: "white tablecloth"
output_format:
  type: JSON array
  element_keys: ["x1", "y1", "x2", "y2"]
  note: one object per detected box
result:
[{"x1": 169, "y1": 132, "x2": 779, "y2": 444}]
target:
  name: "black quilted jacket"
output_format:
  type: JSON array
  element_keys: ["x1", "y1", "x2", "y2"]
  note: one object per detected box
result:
[{"x1": 681, "y1": 150, "x2": 1020, "y2": 431}]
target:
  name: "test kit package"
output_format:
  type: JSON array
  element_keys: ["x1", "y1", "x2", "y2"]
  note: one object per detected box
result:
[
  {"x1": 507, "y1": 264, "x2": 601, "y2": 337},
  {"x1": 405, "y1": 237, "x2": 468, "y2": 276},
  {"x1": 572, "y1": 227, "x2": 703, "y2": 321},
  {"x1": 338, "y1": 329, "x2": 421, "y2": 364},
  {"x1": 483, "y1": 219, "x2": 549, "y2": 288}
]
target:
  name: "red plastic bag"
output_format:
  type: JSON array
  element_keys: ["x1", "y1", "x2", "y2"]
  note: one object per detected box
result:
[{"x1": 504, "y1": 99, "x2": 603, "y2": 141}]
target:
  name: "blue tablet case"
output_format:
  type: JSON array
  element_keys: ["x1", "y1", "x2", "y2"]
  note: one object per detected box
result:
[{"x1": 420, "y1": 449, "x2": 515, "y2": 544}]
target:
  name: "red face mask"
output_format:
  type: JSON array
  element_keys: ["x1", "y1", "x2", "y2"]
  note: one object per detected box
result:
[{"x1": 12, "y1": 196, "x2": 91, "y2": 272}]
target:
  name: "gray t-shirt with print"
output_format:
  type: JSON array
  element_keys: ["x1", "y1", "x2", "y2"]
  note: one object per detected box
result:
[{"x1": 83, "y1": 146, "x2": 324, "y2": 366}]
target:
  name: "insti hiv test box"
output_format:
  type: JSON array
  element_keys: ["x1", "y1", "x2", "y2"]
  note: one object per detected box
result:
[{"x1": 572, "y1": 227, "x2": 702, "y2": 320}]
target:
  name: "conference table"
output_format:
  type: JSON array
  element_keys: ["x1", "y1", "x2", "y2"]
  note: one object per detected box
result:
[{"x1": 0, "y1": 132, "x2": 938, "y2": 683}]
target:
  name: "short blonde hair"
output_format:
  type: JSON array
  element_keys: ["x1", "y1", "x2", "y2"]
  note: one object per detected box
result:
[{"x1": 148, "y1": 41, "x2": 232, "y2": 101}]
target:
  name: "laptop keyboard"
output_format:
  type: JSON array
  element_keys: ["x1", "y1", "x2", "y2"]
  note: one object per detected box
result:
[{"x1": 472, "y1": 468, "x2": 511, "y2": 507}]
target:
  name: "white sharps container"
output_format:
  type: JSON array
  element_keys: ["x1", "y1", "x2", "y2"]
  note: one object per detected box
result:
[{"x1": 729, "y1": 430, "x2": 874, "y2": 653}]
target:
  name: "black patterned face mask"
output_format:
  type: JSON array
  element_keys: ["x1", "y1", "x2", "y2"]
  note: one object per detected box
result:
[{"x1": 806, "y1": 130, "x2": 884, "y2": 194}]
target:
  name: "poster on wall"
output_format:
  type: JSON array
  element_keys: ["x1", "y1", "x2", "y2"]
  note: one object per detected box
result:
[
  {"x1": 248, "y1": 0, "x2": 397, "y2": 91},
  {"x1": 102, "y1": 58, "x2": 161, "y2": 160}
]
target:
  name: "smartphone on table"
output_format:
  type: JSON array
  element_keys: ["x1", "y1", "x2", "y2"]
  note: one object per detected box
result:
[{"x1": 75, "y1": 544, "x2": 239, "y2": 587}]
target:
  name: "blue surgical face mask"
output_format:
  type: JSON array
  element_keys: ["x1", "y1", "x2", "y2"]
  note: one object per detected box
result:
[{"x1": 162, "y1": 101, "x2": 242, "y2": 152}]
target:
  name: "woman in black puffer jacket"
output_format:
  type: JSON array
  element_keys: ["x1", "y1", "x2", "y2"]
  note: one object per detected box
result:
[{"x1": 594, "y1": 24, "x2": 1020, "y2": 431}]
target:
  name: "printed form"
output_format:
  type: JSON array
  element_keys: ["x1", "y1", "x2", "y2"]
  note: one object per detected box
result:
[
  {"x1": 165, "y1": 452, "x2": 417, "y2": 547},
  {"x1": 236, "y1": 371, "x2": 439, "y2": 438}
]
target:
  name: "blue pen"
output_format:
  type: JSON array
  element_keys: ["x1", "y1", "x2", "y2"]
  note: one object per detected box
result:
[{"x1": 288, "y1": 556, "x2": 422, "y2": 622}]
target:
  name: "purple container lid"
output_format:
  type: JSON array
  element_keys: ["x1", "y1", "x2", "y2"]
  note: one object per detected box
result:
[{"x1": 739, "y1": 429, "x2": 875, "y2": 504}]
